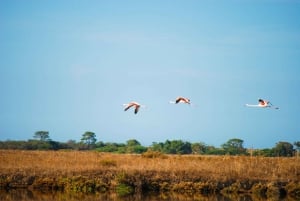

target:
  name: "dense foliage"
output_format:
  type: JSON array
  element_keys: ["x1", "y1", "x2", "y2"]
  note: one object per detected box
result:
[{"x1": 0, "y1": 131, "x2": 298, "y2": 157}]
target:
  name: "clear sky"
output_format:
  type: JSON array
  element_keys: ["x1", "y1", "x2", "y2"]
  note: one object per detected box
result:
[{"x1": 1, "y1": 0, "x2": 300, "y2": 149}]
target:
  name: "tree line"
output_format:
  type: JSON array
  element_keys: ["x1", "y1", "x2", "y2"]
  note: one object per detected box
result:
[{"x1": 0, "y1": 131, "x2": 299, "y2": 157}]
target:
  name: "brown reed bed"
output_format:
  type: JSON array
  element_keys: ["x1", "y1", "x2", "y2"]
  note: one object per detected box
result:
[{"x1": 0, "y1": 150, "x2": 299, "y2": 198}]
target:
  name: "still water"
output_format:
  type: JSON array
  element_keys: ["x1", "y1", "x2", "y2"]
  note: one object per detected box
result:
[{"x1": 0, "y1": 189, "x2": 294, "y2": 201}]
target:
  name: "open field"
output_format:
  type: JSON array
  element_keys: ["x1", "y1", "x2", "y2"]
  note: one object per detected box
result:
[{"x1": 0, "y1": 150, "x2": 300, "y2": 198}]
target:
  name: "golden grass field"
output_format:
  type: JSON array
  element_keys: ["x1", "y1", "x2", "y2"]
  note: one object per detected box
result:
[
  {"x1": 0, "y1": 150, "x2": 300, "y2": 198},
  {"x1": 1, "y1": 150, "x2": 299, "y2": 181}
]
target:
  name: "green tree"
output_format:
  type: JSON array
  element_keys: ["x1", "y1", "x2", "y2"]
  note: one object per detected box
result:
[
  {"x1": 65, "y1": 140, "x2": 78, "y2": 150},
  {"x1": 191, "y1": 142, "x2": 207, "y2": 154},
  {"x1": 252, "y1": 148, "x2": 275, "y2": 157},
  {"x1": 80, "y1": 131, "x2": 97, "y2": 149},
  {"x1": 127, "y1": 145, "x2": 147, "y2": 153},
  {"x1": 95, "y1": 141, "x2": 105, "y2": 148},
  {"x1": 96, "y1": 142, "x2": 126, "y2": 153},
  {"x1": 126, "y1": 139, "x2": 141, "y2": 147},
  {"x1": 205, "y1": 146, "x2": 226, "y2": 155},
  {"x1": 221, "y1": 138, "x2": 247, "y2": 155},
  {"x1": 150, "y1": 140, "x2": 192, "y2": 154},
  {"x1": 163, "y1": 140, "x2": 192, "y2": 154},
  {"x1": 33, "y1": 131, "x2": 50, "y2": 141},
  {"x1": 150, "y1": 142, "x2": 164, "y2": 152},
  {"x1": 294, "y1": 141, "x2": 300, "y2": 157},
  {"x1": 125, "y1": 139, "x2": 147, "y2": 153},
  {"x1": 294, "y1": 141, "x2": 300, "y2": 150},
  {"x1": 273, "y1": 141, "x2": 294, "y2": 157}
]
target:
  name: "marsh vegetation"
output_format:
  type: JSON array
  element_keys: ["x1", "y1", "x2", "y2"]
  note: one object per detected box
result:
[{"x1": 0, "y1": 150, "x2": 299, "y2": 200}]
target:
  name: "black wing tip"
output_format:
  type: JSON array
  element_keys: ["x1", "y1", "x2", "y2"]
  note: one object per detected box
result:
[{"x1": 134, "y1": 108, "x2": 139, "y2": 114}]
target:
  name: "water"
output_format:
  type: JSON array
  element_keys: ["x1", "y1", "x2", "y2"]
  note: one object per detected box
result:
[{"x1": 0, "y1": 189, "x2": 294, "y2": 201}]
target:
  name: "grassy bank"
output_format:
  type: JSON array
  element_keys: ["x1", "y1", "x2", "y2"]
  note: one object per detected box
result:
[{"x1": 0, "y1": 150, "x2": 299, "y2": 199}]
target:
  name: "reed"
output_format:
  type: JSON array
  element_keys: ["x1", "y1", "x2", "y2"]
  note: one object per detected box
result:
[{"x1": 0, "y1": 150, "x2": 299, "y2": 198}]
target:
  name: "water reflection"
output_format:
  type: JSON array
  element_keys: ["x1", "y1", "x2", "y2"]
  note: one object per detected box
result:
[{"x1": 0, "y1": 189, "x2": 296, "y2": 201}]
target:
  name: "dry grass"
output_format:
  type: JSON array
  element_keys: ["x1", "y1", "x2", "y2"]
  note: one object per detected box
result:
[{"x1": 0, "y1": 150, "x2": 299, "y2": 183}]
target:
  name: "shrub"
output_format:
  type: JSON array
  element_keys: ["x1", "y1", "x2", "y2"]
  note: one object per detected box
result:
[
  {"x1": 141, "y1": 150, "x2": 167, "y2": 159},
  {"x1": 116, "y1": 183, "x2": 134, "y2": 196}
]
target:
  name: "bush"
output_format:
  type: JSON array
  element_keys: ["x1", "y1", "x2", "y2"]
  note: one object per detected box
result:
[{"x1": 141, "y1": 150, "x2": 167, "y2": 159}]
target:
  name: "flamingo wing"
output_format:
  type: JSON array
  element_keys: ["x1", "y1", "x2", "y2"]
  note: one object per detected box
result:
[
  {"x1": 134, "y1": 105, "x2": 140, "y2": 114},
  {"x1": 175, "y1": 97, "x2": 183, "y2": 104},
  {"x1": 124, "y1": 104, "x2": 133, "y2": 111}
]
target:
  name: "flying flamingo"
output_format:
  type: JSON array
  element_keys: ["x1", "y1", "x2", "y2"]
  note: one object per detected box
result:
[
  {"x1": 245, "y1": 99, "x2": 279, "y2": 109},
  {"x1": 123, "y1": 101, "x2": 145, "y2": 114},
  {"x1": 169, "y1": 96, "x2": 193, "y2": 105}
]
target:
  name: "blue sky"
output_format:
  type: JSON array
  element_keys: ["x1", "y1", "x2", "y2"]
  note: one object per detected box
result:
[{"x1": 1, "y1": 0, "x2": 300, "y2": 148}]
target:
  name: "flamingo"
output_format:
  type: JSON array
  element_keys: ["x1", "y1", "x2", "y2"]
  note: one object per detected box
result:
[
  {"x1": 245, "y1": 99, "x2": 279, "y2": 109},
  {"x1": 123, "y1": 101, "x2": 145, "y2": 114},
  {"x1": 169, "y1": 96, "x2": 191, "y2": 105}
]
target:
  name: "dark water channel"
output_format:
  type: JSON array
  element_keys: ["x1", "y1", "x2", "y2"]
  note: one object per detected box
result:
[{"x1": 0, "y1": 189, "x2": 295, "y2": 201}]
